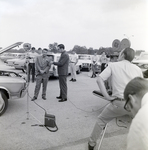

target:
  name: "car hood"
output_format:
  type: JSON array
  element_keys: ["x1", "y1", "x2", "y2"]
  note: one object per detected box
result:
[
  {"x1": 0, "y1": 76, "x2": 26, "y2": 83},
  {"x1": 0, "y1": 42, "x2": 23, "y2": 54},
  {"x1": 132, "y1": 59, "x2": 148, "y2": 64}
]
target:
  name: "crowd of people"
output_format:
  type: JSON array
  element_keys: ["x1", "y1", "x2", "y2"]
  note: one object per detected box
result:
[{"x1": 23, "y1": 44, "x2": 147, "y2": 150}]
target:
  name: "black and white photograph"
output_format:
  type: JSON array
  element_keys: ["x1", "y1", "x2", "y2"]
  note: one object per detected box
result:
[{"x1": 0, "y1": 0, "x2": 148, "y2": 150}]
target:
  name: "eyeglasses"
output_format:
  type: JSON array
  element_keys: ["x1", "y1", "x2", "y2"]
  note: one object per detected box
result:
[{"x1": 124, "y1": 97, "x2": 131, "y2": 112}]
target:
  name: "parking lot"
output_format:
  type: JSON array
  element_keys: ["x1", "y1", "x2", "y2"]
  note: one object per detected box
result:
[{"x1": 0, "y1": 60, "x2": 131, "y2": 150}]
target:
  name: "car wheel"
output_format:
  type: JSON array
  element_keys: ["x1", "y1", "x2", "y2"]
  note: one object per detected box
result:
[
  {"x1": 0, "y1": 91, "x2": 8, "y2": 116},
  {"x1": 76, "y1": 67, "x2": 81, "y2": 74},
  {"x1": 88, "y1": 65, "x2": 91, "y2": 71}
]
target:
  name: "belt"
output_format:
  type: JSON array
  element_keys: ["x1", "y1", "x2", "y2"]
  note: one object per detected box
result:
[
  {"x1": 115, "y1": 98, "x2": 125, "y2": 101},
  {"x1": 70, "y1": 62, "x2": 75, "y2": 63}
]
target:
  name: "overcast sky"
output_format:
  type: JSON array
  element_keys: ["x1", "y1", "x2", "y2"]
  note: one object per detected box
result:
[{"x1": 0, "y1": 0, "x2": 148, "y2": 51}]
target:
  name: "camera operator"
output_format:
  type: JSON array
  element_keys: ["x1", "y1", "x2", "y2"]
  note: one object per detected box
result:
[{"x1": 88, "y1": 47, "x2": 143, "y2": 150}]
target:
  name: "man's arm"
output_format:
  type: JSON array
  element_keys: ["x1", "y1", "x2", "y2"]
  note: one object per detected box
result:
[
  {"x1": 35, "y1": 57, "x2": 42, "y2": 74},
  {"x1": 96, "y1": 76, "x2": 114, "y2": 100},
  {"x1": 42, "y1": 58, "x2": 51, "y2": 73},
  {"x1": 96, "y1": 65, "x2": 116, "y2": 100},
  {"x1": 75, "y1": 55, "x2": 78, "y2": 64},
  {"x1": 53, "y1": 54, "x2": 69, "y2": 66}
]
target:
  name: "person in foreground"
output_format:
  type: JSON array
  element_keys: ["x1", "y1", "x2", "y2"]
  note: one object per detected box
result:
[
  {"x1": 88, "y1": 47, "x2": 143, "y2": 150},
  {"x1": 31, "y1": 48, "x2": 51, "y2": 101},
  {"x1": 53, "y1": 44, "x2": 69, "y2": 102},
  {"x1": 124, "y1": 77, "x2": 148, "y2": 150}
]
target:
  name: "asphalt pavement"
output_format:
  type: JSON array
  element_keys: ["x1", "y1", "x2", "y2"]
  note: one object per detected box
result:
[{"x1": 0, "y1": 60, "x2": 131, "y2": 150}]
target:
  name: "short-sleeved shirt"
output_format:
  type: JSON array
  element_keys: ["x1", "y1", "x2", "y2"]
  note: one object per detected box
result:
[
  {"x1": 70, "y1": 53, "x2": 78, "y2": 63},
  {"x1": 99, "y1": 60, "x2": 143, "y2": 98},
  {"x1": 27, "y1": 52, "x2": 39, "y2": 63},
  {"x1": 100, "y1": 55, "x2": 108, "y2": 64},
  {"x1": 91, "y1": 55, "x2": 99, "y2": 63}
]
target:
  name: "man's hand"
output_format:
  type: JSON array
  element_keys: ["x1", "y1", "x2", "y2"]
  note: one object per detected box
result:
[
  {"x1": 105, "y1": 95, "x2": 117, "y2": 101},
  {"x1": 40, "y1": 70, "x2": 44, "y2": 74}
]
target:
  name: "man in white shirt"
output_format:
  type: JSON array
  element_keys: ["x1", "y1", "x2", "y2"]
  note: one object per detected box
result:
[
  {"x1": 88, "y1": 47, "x2": 143, "y2": 150},
  {"x1": 26, "y1": 47, "x2": 39, "y2": 82},
  {"x1": 69, "y1": 51, "x2": 78, "y2": 82},
  {"x1": 124, "y1": 77, "x2": 148, "y2": 150}
]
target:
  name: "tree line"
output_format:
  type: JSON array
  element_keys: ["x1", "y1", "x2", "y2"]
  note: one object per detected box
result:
[{"x1": 7, "y1": 42, "x2": 145, "y2": 57}]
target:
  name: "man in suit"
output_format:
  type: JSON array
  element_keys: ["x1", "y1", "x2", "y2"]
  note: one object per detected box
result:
[{"x1": 53, "y1": 44, "x2": 69, "y2": 102}]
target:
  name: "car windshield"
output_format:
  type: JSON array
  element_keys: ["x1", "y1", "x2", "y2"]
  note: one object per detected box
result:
[{"x1": 79, "y1": 55, "x2": 91, "y2": 60}]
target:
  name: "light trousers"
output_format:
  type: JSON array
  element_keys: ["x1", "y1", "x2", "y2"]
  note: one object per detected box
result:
[
  {"x1": 89, "y1": 100, "x2": 129, "y2": 147},
  {"x1": 34, "y1": 73, "x2": 49, "y2": 98},
  {"x1": 70, "y1": 63, "x2": 76, "y2": 79}
]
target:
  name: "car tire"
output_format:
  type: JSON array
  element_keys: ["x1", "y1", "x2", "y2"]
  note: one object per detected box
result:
[
  {"x1": 88, "y1": 65, "x2": 91, "y2": 71},
  {"x1": 76, "y1": 67, "x2": 81, "y2": 74},
  {"x1": 0, "y1": 91, "x2": 8, "y2": 116}
]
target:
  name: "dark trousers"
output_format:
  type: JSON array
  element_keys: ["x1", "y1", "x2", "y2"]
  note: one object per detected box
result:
[
  {"x1": 101, "y1": 63, "x2": 106, "y2": 72},
  {"x1": 28, "y1": 63, "x2": 35, "y2": 82},
  {"x1": 59, "y1": 75, "x2": 67, "y2": 99},
  {"x1": 92, "y1": 63, "x2": 97, "y2": 77},
  {"x1": 34, "y1": 73, "x2": 49, "y2": 98}
]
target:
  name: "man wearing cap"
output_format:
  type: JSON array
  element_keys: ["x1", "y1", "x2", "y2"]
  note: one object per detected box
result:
[{"x1": 31, "y1": 48, "x2": 51, "y2": 101}]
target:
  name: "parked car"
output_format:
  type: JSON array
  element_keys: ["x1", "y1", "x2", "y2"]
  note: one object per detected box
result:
[
  {"x1": 132, "y1": 52, "x2": 148, "y2": 69},
  {"x1": 0, "y1": 70, "x2": 27, "y2": 116},
  {"x1": 47, "y1": 52, "x2": 81, "y2": 77},
  {"x1": 6, "y1": 54, "x2": 26, "y2": 67},
  {"x1": 0, "y1": 53, "x2": 19, "y2": 63},
  {"x1": 77, "y1": 54, "x2": 92, "y2": 71},
  {"x1": 0, "y1": 42, "x2": 28, "y2": 116},
  {"x1": 13, "y1": 57, "x2": 27, "y2": 70}
]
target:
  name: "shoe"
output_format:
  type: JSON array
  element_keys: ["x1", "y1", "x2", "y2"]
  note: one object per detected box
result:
[
  {"x1": 31, "y1": 96, "x2": 37, "y2": 101},
  {"x1": 88, "y1": 143, "x2": 95, "y2": 150},
  {"x1": 42, "y1": 97, "x2": 46, "y2": 100},
  {"x1": 91, "y1": 75, "x2": 94, "y2": 78},
  {"x1": 58, "y1": 99, "x2": 67, "y2": 102},
  {"x1": 56, "y1": 96, "x2": 62, "y2": 99},
  {"x1": 69, "y1": 78, "x2": 73, "y2": 81},
  {"x1": 72, "y1": 79, "x2": 76, "y2": 82}
]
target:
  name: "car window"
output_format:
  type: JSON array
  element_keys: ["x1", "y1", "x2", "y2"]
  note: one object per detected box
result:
[{"x1": 47, "y1": 55, "x2": 54, "y2": 61}]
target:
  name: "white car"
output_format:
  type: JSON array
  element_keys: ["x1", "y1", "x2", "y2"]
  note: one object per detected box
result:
[
  {"x1": 47, "y1": 53, "x2": 81, "y2": 77},
  {"x1": 132, "y1": 52, "x2": 148, "y2": 69},
  {"x1": 6, "y1": 54, "x2": 26, "y2": 67},
  {"x1": 77, "y1": 54, "x2": 92, "y2": 71},
  {"x1": 0, "y1": 42, "x2": 27, "y2": 116},
  {"x1": 0, "y1": 53, "x2": 20, "y2": 63}
]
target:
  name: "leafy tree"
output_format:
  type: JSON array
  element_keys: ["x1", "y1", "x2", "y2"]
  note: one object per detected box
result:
[{"x1": 49, "y1": 42, "x2": 58, "y2": 53}]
